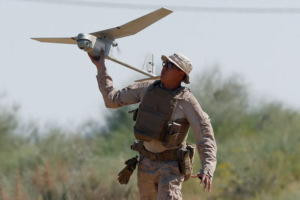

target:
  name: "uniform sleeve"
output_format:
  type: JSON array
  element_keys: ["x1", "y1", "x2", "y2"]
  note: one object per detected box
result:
[
  {"x1": 96, "y1": 67, "x2": 153, "y2": 108},
  {"x1": 182, "y1": 92, "x2": 217, "y2": 178}
]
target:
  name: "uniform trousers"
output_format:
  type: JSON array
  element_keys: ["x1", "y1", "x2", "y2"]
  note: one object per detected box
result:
[{"x1": 137, "y1": 156, "x2": 185, "y2": 200}]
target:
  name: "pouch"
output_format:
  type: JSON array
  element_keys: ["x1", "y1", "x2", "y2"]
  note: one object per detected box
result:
[
  {"x1": 177, "y1": 143, "x2": 196, "y2": 182},
  {"x1": 177, "y1": 148, "x2": 191, "y2": 176},
  {"x1": 163, "y1": 121, "x2": 181, "y2": 148}
]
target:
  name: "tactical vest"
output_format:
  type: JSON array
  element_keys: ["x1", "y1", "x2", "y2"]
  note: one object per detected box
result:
[{"x1": 134, "y1": 81, "x2": 191, "y2": 149}]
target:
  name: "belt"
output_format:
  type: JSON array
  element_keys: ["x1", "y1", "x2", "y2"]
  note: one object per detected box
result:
[{"x1": 131, "y1": 142, "x2": 178, "y2": 161}]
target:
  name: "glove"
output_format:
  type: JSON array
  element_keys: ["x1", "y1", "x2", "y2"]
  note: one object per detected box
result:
[{"x1": 117, "y1": 157, "x2": 138, "y2": 185}]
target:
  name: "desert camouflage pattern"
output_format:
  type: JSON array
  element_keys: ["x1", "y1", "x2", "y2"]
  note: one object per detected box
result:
[
  {"x1": 138, "y1": 156, "x2": 184, "y2": 200},
  {"x1": 161, "y1": 53, "x2": 193, "y2": 84},
  {"x1": 96, "y1": 67, "x2": 217, "y2": 179}
]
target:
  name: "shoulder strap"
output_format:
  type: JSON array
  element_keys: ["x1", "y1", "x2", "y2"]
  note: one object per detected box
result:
[
  {"x1": 147, "y1": 80, "x2": 160, "y2": 91},
  {"x1": 170, "y1": 86, "x2": 185, "y2": 96}
]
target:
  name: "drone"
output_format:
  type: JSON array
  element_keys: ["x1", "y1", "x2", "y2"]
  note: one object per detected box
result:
[{"x1": 32, "y1": 7, "x2": 173, "y2": 82}]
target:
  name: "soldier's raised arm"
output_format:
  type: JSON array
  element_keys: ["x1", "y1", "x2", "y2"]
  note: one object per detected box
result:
[{"x1": 88, "y1": 49, "x2": 153, "y2": 108}]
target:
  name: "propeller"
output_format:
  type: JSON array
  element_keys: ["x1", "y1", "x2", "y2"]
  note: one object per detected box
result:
[{"x1": 116, "y1": 45, "x2": 122, "y2": 55}]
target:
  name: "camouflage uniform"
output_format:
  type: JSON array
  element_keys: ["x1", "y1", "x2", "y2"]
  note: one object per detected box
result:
[
  {"x1": 138, "y1": 156, "x2": 184, "y2": 200},
  {"x1": 96, "y1": 54, "x2": 217, "y2": 199},
  {"x1": 97, "y1": 75, "x2": 217, "y2": 199}
]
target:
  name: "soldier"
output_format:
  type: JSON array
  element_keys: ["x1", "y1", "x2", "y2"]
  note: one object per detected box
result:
[{"x1": 89, "y1": 49, "x2": 217, "y2": 200}]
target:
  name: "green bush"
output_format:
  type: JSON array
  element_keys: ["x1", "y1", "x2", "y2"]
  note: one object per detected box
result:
[{"x1": 0, "y1": 68, "x2": 299, "y2": 200}]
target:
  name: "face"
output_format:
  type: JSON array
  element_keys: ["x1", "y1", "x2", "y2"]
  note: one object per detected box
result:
[{"x1": 160, "y1": 61, "x2": 185, "y2": 84}]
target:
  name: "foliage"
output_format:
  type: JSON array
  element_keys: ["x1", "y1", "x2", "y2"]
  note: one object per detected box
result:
[{"x1": 0, "y1": 68, "x2": 300, "y2": 200}]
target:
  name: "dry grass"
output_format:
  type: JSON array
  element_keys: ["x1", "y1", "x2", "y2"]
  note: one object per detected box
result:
[
  {"x1": 1, "y1": 68, "x2": 300, "y2": 200},
  {"x1": 0, "y1": 186, "x2": 11, "y2": 200}
]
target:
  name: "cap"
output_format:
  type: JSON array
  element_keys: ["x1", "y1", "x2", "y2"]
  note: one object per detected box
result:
[{"x1": 161, "y1": 53, "x2": 193, "y2": 84}]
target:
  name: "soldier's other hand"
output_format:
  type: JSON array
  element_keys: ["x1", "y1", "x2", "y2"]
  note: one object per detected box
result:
[
  {"x1": 191, "y1": 174, "x2": 212, "y2": 192},
  {"x1": 88, "y1": 49, "x2": 105, "y2": 71}
]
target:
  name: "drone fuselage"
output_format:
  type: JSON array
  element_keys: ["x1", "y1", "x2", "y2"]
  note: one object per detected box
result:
[{"x1": 77, "y1": 33, "x2": 114, "y2": 58}]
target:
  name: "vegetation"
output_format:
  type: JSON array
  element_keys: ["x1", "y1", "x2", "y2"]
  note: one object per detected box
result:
[{"x1": 0, "y1": 68, "x2": 299, "y2": 200}]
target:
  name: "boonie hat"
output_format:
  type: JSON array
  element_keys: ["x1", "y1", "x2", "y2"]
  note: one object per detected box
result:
[{"x1": 161, "y1": 53, "x2": 193, "y2": 84}]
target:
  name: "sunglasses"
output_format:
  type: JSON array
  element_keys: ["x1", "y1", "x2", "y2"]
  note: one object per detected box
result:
[{"x1": 162, "y1": 61, "x2": 176, "y2": 69}]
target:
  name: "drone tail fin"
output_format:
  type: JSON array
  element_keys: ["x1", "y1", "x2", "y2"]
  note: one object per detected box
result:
[{"x1": 143, "y1": 52, "x2": 155, "y2": 74}]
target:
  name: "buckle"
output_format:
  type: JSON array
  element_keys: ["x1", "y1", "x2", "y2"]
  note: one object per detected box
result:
[{"x1": 149, "y1": 153, "x2": 157, "y2": 161}]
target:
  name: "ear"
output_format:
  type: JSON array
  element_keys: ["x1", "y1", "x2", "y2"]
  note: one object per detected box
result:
[{"x1": 178, "y1": 71, "x2": 185, "y2": 78}]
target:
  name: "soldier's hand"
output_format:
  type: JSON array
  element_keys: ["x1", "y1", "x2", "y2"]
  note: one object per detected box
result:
[
  {"x1": 191, "y1": 173, "x2": 212, "y2": 192},
  {"x1": 88, "y1": 49, "x2": 105, "y2": 71}
]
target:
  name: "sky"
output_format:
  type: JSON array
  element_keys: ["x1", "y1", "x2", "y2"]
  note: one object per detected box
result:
[{"x1": 0, "y1": 0, "x2": 300, "y2": 129}]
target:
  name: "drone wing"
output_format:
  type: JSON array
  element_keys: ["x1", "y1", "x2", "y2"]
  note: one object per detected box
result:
[
  {"x1": 90, "y1": 7, "x2": 173, "y2": 39},
  {"x1": 31, "y1": 37, "x2": 77, "y2": 44}
]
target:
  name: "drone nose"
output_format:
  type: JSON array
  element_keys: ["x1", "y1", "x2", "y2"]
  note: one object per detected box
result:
[{"x1": 77, "y1": 39, "x2": 90, "y2": 51}]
